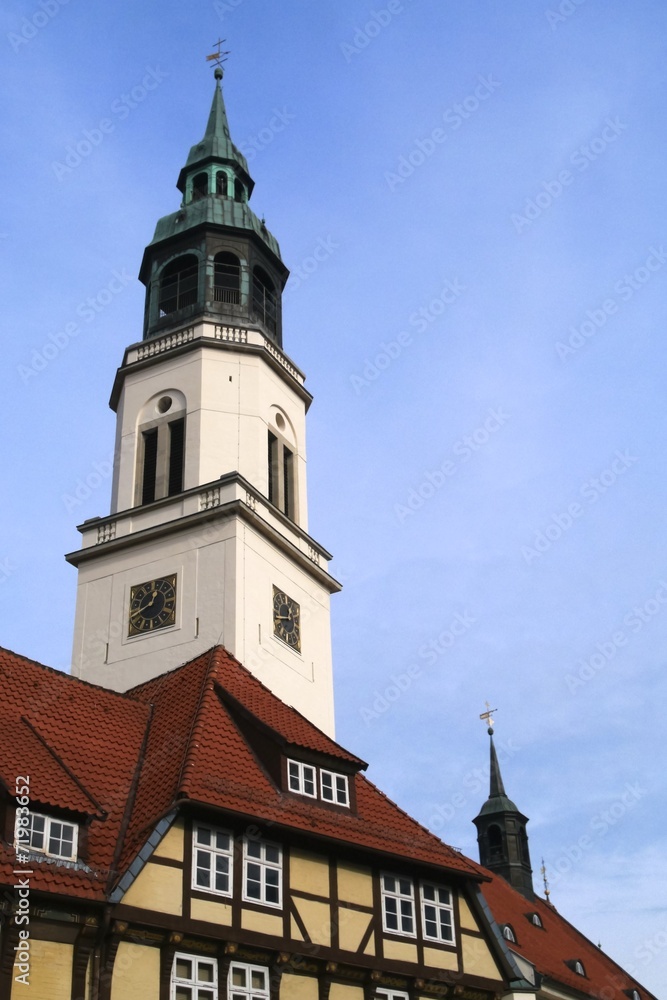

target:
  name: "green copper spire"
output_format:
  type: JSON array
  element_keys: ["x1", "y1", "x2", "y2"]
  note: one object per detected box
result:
[{"x1": 177, "y1": 66, "x2": 253, "y2": 195}]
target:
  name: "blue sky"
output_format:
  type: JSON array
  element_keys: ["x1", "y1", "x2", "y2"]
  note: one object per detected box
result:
[{"x1": 1, "y1": 0, "x2": 666, "y2": 992}]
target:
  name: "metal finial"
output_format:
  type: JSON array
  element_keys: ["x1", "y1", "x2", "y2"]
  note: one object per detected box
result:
[
  {"x1": 206, "y1": 38, "x2": 231, "y2": 77},
  {"x1": 541, "y1": 858, "x2": 551, "y2": 902},
  {"x1": 480, "y1": 701, "x2": 497, "y2": 735}
]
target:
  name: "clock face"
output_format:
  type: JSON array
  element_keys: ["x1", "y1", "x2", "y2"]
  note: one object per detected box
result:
[
  {"x1": 128, "y1": 575, "x2": 177, "y2": 636},
  {"x1": 273, "y1": 587, "x2": 301, "y2": 651}
]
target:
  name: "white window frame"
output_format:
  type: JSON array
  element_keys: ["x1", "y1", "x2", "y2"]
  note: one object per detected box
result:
[
  {"x1": 171, "y1": 952, "x2": 218, "y2": 1000},
  {"x1": 16, "y1": 811, "x2": 78, "y2": 861},
  {"x1": 228, "y1": 962, "x2": 270, "y2": 1000},
  {"x1": 320, "y1": 769, "x2": 349, "y2": 807},
  {"x1": 287, "y1": 759, "x2": 317, "y2": 798},
  {"x1": 420, "y1": 881, "x2": 455, "y2": 944},
  {"x1": 503, "y1": 924, "x2": 516, "y2": 942},
  {"x1": 192, "y1": 823, "x2": 234, "y2": 897},
  {"x1": 242, "y1": 837, "x2": 282, "y2": 908},
  {"x1": 376, "y1": 991, "x2": 409, "y2": 1000},
  {"x1": 380, "y1": 873, "x2": 416, "y2": 937}
]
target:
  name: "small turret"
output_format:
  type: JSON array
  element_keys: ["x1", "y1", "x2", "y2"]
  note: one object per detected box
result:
[{"x1": 473, "y1": 718, "x2": 534, "y2": 900}]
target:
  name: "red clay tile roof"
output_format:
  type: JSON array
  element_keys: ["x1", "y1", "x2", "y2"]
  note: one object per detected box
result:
[
  {"x1": 122, "y1": 647, "x2": 480, "y2": 878},
  {"x1": 481, "y1": 871, "x2": 658, "y2": 1000},
  {"x1": 0, "y1": 646, "x2": 148, "y2": 900},
  {"x1": 0, "y1": 641, "x2": 657, "y2": 1000}
]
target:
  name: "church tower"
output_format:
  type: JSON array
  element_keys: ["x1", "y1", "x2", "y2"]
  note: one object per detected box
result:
[
  {"x1": 67, "y1": 66, "x2": 340, "y2": 736},
  {"x1": 473, "y1": 725, "x2": 534, "y2": 900}
]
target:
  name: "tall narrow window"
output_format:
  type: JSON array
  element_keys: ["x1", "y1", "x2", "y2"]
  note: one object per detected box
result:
[
  {"x1": 172, "y1": 954, "x2": 218, "y2": 1000},
  {"x1": 159, "y1": 255, "x2": 199, "y2": 316},
  {"x1": 192, "y1": 172, "x2": 208, "y2": 201},
  {"x1": 251, "y1": 267, "x2": 277, "y2": 337},
  {"x1": 216, "y1": 171, "x2": 229, "y2": 196},
  {"x1": 214, "y1": 252, "x2": 241, "y2": 304},
  {"x1": 268, "y1": 432, "x2": 278, "y2": 507},
  {"x1": 267, "y1": 431, "x2": 296, "y2": 520},
  {"x1": 243, "y1": 838, "x2": 282, "y2": 907},
  {"x1": 282, "y1": 447, "x2": 293, "y2": 520},
  {"x1": 234, "y1": 178, "x2": 245, "y2": 202},
  {"x1": 168, "y1": 418, "x2": 185, "y2": 495},
  {"x1": 381, "y1": 874, "x2": 416, "y2": 936},
  {"x1": 141, "y1": 428, "x2": 158, "y2": 504}
]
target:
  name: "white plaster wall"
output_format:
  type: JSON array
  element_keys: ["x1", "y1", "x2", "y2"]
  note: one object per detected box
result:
[{"x1": 71, "y1": 512, "x2": 335, "y2": 735}]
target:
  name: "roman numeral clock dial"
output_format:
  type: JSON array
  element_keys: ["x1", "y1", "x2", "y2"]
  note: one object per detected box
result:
[
  {"x1": 128, "y1": 575, "x2": 177, "y2": 636},
  {"x1": 273, "y1": 586, "x2": 301, "y2": 651}
]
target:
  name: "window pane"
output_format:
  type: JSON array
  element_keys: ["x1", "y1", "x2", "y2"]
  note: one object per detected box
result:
[
  {"x1": 399, "y1": 878, "x2": 411, "y2": 895},
  {"x1": 265, "y1": 845, "x2": 280, "y2": 864},
  {"x1": 176, "y1": 959, "x2": 192, "y2": 979},
  {"x1": 198, "y1": 962, "x2": 214, "y2": 983},
  {"x1": 383, "y1": 875, "x2": 396, "y2": 893},
  {"x1": 197, "y1": 827, "x2": 212, "y2": 846},
  {"x1": 214, "y1": 831, "x2": 230, "y2": 851},
  {"x1": 246, "y1": 840, "x2": 261, "y2": 859},
  {"x1": 251, "y1": 971, "x2": 266, "y2": 989},
  {"x1": 232, "y1": 968, "x2": 246, "y2": 987}
]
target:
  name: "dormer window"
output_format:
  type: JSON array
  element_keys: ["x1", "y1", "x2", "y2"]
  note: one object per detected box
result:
[
  {"x1": 287, "y1": 759, "x2": 316, "y2": 798},
  {"x1": 321, "y1": 769, "x2": 349, "y2": 806},
  {"x1": 567, "y1": 960, "x2": 586, "y2": 977},
  {"x1": 16, "y1": 811, "x2": 78, "y2": 861},
  {"x1": 502, "y1": 924, "x2": 516, "y2": 943},
  {"x1": 286, "y1": 759, "x2": 350, "y2": 808},
  {"x1": 529, "y1": 912, "x2": 543, "y2": 927}
]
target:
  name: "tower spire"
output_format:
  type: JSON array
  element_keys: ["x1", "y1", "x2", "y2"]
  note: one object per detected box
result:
[{"x1": 472, "y1": 710, "x2": 534, "y2": 900}]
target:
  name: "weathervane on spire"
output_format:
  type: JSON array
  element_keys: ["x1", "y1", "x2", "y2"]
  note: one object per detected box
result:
[
  {"x1": 479, "y1": 701, "x2": 497, "y2": 735},
  {"x1": 206, "y1": 38, "x2": 231, "y2": 79}
]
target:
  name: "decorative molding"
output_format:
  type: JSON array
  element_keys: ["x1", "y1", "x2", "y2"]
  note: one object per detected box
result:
[
  {"x1": 214, "y1": 324, "x2": 249, "y2": 344},
  {"x1": 136, "y1": 326, "x2": 196, "y2": 359},
  {"x1": 97, "y1": 521, "x2": 116, "y2": 543},
  {"x1": 200, "y1": 487, "x2": 221, "y2": 510}
]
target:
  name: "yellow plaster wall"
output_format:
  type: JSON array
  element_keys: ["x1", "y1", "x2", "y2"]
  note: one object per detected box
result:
[
  {"x1": 110, "y1": 942, "x2": 161, "y2": 999},
  {"x1": 423, "y1": 946, "x2": 458, "y2": 971},
  {"x1": 191, "y1": 896, "x2": 233, "y2": 925},
  {"x1": 241, "y1": 908, "x2": 283, "y2": 937},
  {"x1": 281, "y1": 972, "x2": 319, "y2": 1000},
  {"x1": 293, "y1": 897, "x2": 331, "y2": 946},
  {"x1": 461, "y1": 933, "x2": 503, "y2": 982},
  {"x1": 12, "y1": 941, "x2": 72, "y2": 1000},
  {"x1": 457, "y1": 895, "x2": 478, "y2": 931},
  {"x1": 122, "y1": 861, "x2": 183, "y2": 915},
  {"x1": 337, "y1": 862, "x2": 373, "y2": 907},
  {"x1": 382, "y1": 939, "x2": 418, "y2": 963},
  {"x1": 330, "y1": 985, "x2": 364, "y2": 1000},
  {"x1": 153, "y1": 819, "x2": 185, "y2": 860},
  {"x1": 290, "y1": 848, "x2": 330, "y2": 897},
  {"x1": 364, "y1": 932, "x2": 375, "y2": 956},
  {"x1": 291, "y1": 915, "x2": 305, "y2": 941},
  {"x1": 338, "y1": 906, "x2": 373, "y2": 954}
]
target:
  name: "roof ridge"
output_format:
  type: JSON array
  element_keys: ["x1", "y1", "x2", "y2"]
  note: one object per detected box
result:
[
  {"x1": 174, "y1": 647, "x2": 221, "y2": 796},
  {"x1": 0, "y1": 645, "x2": 140, "y2": 703},
  {"x1": 21, "y1": 716, "x2": 106, "y2": 816},
  {"x1": 107, "y1": 704, "x2": 155, "y2": 892}
]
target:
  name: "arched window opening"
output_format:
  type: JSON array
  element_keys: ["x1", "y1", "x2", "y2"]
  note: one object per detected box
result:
[
  {"x1": 159, "y1": 255, "x2": 199, "y2": 316},
  {"x1": 573, "y1": 961, "x2": 585, "y2": 977},
  {"x1": 192, "y1": 172, "x2": 208, "y2": 201},
  {"x1": 502, "y1": 925, "x2": 516, "y2": 943},
  {"x1": 487, "y1": 824, "x2": 503, "y2": 859},
  {"x1": 252, "y1": 267, "x2": 277, "y2": 336},
  {"x1": 214, "y1": 252, "x2": 241, "y2": 305},
  {"x1": 530, "y1": 913, "x2": 543, "y2": 928},
  {"x1": 216, "y1": 171, "x2": 229, "y2": 196},
  {"x1": 234, "y1": 178, "x2": 245, "y2": 202}
]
